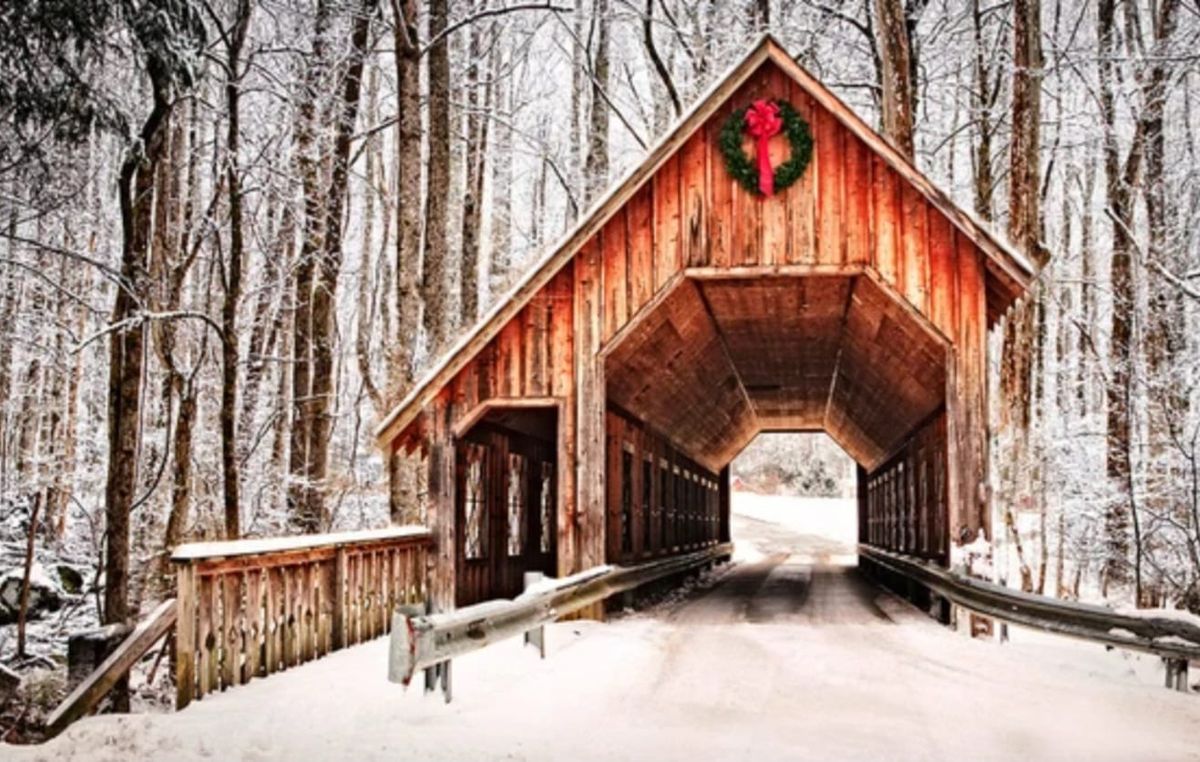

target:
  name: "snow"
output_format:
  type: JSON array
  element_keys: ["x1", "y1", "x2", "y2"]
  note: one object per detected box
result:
[
  {"x1": 1116, "y1": 605, "x2": 1200, "y2": 628},
  {"x1": 170, "y1": 525, "x2": 430, "y2": 561},
  {"x1": 6, "y1": 494, "x2": 1199, "y2": 762}
]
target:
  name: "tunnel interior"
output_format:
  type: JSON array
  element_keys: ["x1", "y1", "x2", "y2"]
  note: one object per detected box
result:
[{"x1": 602, "y1": 273, "x2": 952, "y2": 566}]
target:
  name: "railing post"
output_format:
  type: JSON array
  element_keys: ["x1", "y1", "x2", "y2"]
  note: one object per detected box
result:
[
  {"x1": 174, "y1": 562, "x2": 196, "y2": 710},
  {"x1": 523, "y1": 572, "x2": 547, "y2": 658},
  {"x1": 333, "y1": 545, "x2": 348, "y2": 651},
  {"x1": 1164, "y1": 657, "x2": 1189, "y2": 692}
]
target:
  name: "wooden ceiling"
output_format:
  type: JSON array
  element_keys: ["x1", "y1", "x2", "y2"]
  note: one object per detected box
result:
[{"x1": 604, "y1": 275, "x2": 947, "y2": 472}]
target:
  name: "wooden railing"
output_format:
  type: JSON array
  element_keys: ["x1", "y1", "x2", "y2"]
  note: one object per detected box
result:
[{"x1": 173, "y1": 526, "x2": 432, "y2": 708}]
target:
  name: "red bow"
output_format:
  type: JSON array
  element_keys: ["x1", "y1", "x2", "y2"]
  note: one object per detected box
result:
[{"x1": 744, "y1": 99, "x2": 783, "y2": 196}]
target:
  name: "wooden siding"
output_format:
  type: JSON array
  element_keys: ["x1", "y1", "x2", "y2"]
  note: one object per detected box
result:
[
  {"x1": 863, "y1": 412, "x2": 949, "y2": 562},
  {"x1": 605, "y1": 409, "x2": 722, "y2": 564}
]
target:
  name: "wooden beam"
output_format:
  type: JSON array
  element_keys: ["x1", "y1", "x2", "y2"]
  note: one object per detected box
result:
[
  {"x1": 684, "y1": 264, "x2": 864, "y2": 280},
  {"x1": 450, "y1": 397, "x2": 563, "y2": 439},
  {"x1": 46, "y1": 599, "x2": 178, "y2": 736}
]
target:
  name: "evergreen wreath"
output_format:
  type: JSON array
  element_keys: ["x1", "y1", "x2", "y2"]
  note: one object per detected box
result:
[{"x1": 719, "y1": 99, "x2": 814, "y2": 197}]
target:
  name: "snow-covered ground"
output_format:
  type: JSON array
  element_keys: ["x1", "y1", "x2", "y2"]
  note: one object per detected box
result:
[{"x1": 6, "y1": 492, "x2": 1199, "y2": 761}]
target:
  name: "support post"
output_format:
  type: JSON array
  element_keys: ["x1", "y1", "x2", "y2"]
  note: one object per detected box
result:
[
  {"x1": 1164, "y1": 657, "x2": 1189, "y2": 692},
  {"x1": 523, "y1": 572, "x2": 547, "y2": 658},
  {"x1": 174, "y1": 563, "x2": 195, "y2": 710}
]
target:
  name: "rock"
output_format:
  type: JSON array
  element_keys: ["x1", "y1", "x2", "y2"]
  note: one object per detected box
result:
[
  {"x1": 0, "y1": 663, "x2": 20, "y2": 706},
  {"x1": 55, "y1": 565, "x2": 85, "y2": 595},
  {"x1": 0, "y1": 564, "x2": 66, "y2": 625},
  {"x1": 67, "y1": 624, "x2": 131, "y2": 691}
]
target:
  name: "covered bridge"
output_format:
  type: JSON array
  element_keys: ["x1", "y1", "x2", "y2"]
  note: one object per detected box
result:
[{"x1": 375, "y1": 36, "x2": 1035, "y2": 612}]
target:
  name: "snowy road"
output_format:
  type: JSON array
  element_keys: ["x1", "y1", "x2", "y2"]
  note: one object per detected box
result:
[{"x1": 8, "y1": 495, "x2": 1200, "y2": 761}]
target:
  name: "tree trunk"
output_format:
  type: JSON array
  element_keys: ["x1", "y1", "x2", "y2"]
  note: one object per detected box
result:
[
  {"x1": 221, "y1": 0, "x2": 252, "y2": 539},
  {"x1": 422, "y1": 0, "x2": 454, "y2": 356},
  {"x1": 107, "y1": 85, "x2": 172, "y2": 628},
  {"x1": 391, "y1": 0, "x2": 421, "y2": 391},
  {"x1": 303, "y1": 0, "x2": 379, "y2": 531},
  {"x1": 873, "y1": 0, "x2": 915, "y2": 156},
  {"x1": 288, "y1": 0, "x2": 331, "y2": 531},
  {"x1": 583, "y1": 0, "x2": 611, "y2": 202},
  {"x1": 459, "y1": 20, "x2": 491, "y2": 327}
]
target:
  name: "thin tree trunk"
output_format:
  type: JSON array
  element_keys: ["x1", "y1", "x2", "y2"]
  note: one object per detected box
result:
[
  {"x1": 391, "y1": 0, "x2": 421, "y2": 391},
  {"x1": 107, "y1": 86, "x2": 172, "y2": 627},
  {"x1": 459, "y1": 20, "x2": 491, "y2": 327},
  {"x1": 873, "y1": 0, "x2": 915, "y2": 156},
  {"x1": 583, "y1": 0, "x2": 611, "y2": 202},
  {"x1": 288, "y1": 0, "x2": 331, "y2": 531},
  {"x1": 221, "y1": 0, "x2": 252, "y2": 539},
  {"x1": 422, "y1": 0, "x2": 454, "y2": 355}
]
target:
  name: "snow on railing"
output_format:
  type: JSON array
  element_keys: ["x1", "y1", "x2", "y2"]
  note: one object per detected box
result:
[
  {"x1": 859, "y1": 543, "x2": 1200, "y2": 692},
  {"x1": 173, "y1": 526, "x2": 433, "y2": 709},
  {"x1": 388, "y1": 543, "x2": 733, "y2": 701}
]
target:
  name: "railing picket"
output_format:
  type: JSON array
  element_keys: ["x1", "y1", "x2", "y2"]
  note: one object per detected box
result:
[
  {"x1": 197, "y1": 574, "x2": 213, "y2": 698},
  {"x1": 245, "y1": 570, "x2": 261, "y2": 682}
]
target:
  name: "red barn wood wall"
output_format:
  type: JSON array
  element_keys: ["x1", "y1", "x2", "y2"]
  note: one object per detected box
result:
[{"x1": 408, "y1": 57, "x2": 996, "y2": 610}]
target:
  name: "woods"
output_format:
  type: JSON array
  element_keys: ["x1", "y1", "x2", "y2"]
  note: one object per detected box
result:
[{"x1": 1, "y1": 0, "x2": 1200, "y2": 719}]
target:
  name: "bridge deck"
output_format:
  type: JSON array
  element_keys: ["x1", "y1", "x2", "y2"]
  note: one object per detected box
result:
[{"x1": 18, "y1": 504, "x2": 1200, "y2": 762}]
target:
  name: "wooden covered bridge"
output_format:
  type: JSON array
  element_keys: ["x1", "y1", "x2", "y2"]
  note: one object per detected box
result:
[{"x1": 374, "y1": 37, "x2": 1035, "y2": 613}]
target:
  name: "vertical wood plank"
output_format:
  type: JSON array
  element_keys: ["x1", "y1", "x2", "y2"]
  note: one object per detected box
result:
[
  {"x1": 627, "y1": 186, "x2": 654, "y2": 311},
  {"x1": 679, "y1": 133, "x2": 708, "y2": 268},
  {"x1": 653, "y1": 154, "x2": 681, "y2": 289},
  {"x1": 815, "y1": 104, "x2": 844, "y2": 265},
  {"x1": 245, "y1": 570, "x2": 260, "y2": 682},
  {"x1": 707, "y1": 100, "x2": 734, "y2": 269},
  {"x1": 873, "y1": 155, "x2": 899, "y2": 285},
  {"x1": 428, "y1": 397, "x2": 457, "y2": 611},
  {"x1": 264, "y1": 567, "x2": 278, "y2": 673},
  {"x1": 332, "y1": 546, "x2": 346, "y2": 650},
  {"x1": 901, "y1": 184, "x2": 930, "y2": 314},
  {"x1": 174, "y1": 563, "x2": 196, "y2": 709},
  {"x1": 602, "y1": 211, "x2": 628, "y2": 344},
  {"x1": 843, "y1": 134, "x2": 871, "y2": 265},
  {"x1": 574, "y1": 235, "x2": 605, "y2": 611}
]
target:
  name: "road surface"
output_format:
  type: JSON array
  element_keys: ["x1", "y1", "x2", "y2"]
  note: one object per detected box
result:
[{"x1": 10, "y1": 496, "x2": 1200, "y2": 762}]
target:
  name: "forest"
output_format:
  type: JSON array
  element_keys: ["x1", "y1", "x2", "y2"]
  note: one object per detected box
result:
[{"x1": 1, "y1": 0, "x2": 1198, "y2": 725}]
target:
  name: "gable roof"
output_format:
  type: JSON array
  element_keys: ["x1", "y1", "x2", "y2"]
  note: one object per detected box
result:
[{"x1": 376, "y1": 35, "x2": 1036, "y2": 448}]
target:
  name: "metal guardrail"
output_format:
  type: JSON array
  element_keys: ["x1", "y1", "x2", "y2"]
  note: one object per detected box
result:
[
  {"x1": 859, "y1": 543, "x2": 1200, "y2": 691},
  {"x1": 388, "y1": 543, "x2": 733, "y2": 700}
]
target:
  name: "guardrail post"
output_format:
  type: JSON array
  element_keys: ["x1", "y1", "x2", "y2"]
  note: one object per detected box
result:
[
  {"x1": 1164, "y1": 657, "x2": 1189, "y2": 692},
  {"x1": 523, "y1": 572, "x2": 547, "y2": 659}
]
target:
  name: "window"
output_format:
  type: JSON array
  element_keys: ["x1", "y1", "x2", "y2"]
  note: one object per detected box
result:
[
  {"x1": 539, "y1": 462, "x2": 554, "y2": 554},
  {"x1": 642, "y1": 458, "x2": 653, "y2": 554},
  {"x1": 674, "y1": 468, "x2": 684, "y2": 545},
  {"x1": 621, "y1": 451, "x2": 633, "y2": 554},
  {"x1": 658, "y1": 463, "x2": 668, "y2": 549},
  {"x1": 506, "y1": 453, "x2": 525, "y2": 554},
  {"x1": 464, "y1": 450, "x2": 486, "y2": 560},
  {"x1": 507, "y1": 453, "x2": 526, "y2": 556}
]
